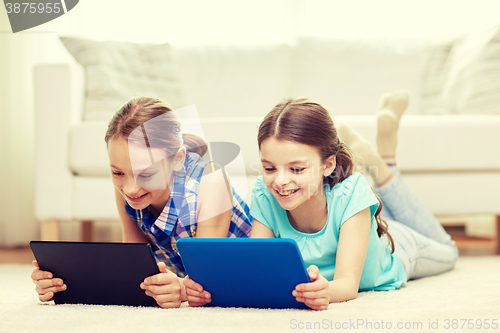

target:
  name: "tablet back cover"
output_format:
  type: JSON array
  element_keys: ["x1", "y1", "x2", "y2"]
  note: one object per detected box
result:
[
  {"x1": 177, "y1": 238, "x2": 310, "y2": 309},
  {"x1": 30, "y1": 241, "x2": 159, "y2": 307}
]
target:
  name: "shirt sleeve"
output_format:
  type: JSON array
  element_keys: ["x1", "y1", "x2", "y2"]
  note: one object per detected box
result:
[
  {"x1": 250, "y1": 177, "x2": 277, "y2": 233},
  {"x1": 337, "y1": 173, "x2": 380, "y2": 226}
]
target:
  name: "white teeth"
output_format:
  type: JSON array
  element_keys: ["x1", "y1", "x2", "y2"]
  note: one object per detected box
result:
[{"x1": 277, "y1": 189, "x2": 298, "y2": 196}]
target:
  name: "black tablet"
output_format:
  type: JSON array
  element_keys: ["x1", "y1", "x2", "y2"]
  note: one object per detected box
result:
[
  {"x1": 177, "y1": 238, "x2": 311, "y2": 309},
  {"x1": 30, "y1": 241, "x2": 160, "y2": 307}
]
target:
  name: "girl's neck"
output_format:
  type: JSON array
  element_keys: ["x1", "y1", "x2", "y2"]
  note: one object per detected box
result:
[
  {"x1": 287, "y1": 190, "x2": 328, "y2": 233},
  {"x1": 148, "y1": 203, "x2": 163, "y2": 220}
]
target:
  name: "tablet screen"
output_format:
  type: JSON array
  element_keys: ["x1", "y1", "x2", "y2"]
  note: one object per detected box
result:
[
  {"x1": 30, "y1": 241, "x2": 160, "y2": 307},
  {"x1": 177, "y1": 238, "x2": 310, "y2": 309}
]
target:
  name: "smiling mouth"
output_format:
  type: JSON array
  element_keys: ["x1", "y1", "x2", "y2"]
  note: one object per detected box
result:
[
  {"x1": 126, "y1": 193, "x2": 148, "y2": 201},
  {"x1": 275, "y1": 188, "x2": 300, "y2": 197}
]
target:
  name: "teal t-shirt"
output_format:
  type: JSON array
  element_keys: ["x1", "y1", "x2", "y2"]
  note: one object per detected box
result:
[{"x1": 250, "y1": 173, "x2": 407, "y2": 291}]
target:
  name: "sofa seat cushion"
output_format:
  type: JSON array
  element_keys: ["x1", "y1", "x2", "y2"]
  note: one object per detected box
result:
[{"x1": 338, "y1": 115, "x2": 500, "y2": 171}]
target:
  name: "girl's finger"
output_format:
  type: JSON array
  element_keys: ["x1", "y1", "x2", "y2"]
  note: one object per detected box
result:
[
  {"x1": 38, "y1": 291, "x2": 59, "y2": 302},
  {"x1": 157, "y1": 300, "x2": 181, "y2": 309},
  {"x1": 31, "y1": 269, "x2": 53, "y2": 282},
  {"x1": 35, "y1": 284, "x2": 66, "y2": 296},
  {"x1": 186, "y1": 295, "x2": 207, "y2": 303},
  {"x1": 153, "y1": 293, "x2": 181, "y2": 304},
  {"x1": 183, "y1": 276, "x2": 203, "y2": 292},
  {"x1": 35, "y1": 278, "x2": 64, "y2": 290},
  {"x1": 304, "y1": 297, "x2": 328, "y2": 306},
  {"x1": 188, "y1": 302, "x2": 208, "y2": 307},
  {"x1": 293, "y1": 290, "x2": 320, "y2": 299},
  {"x1": 187, "y1": 296, "x2": 211, "y2": 307},
  {"x1": 295, "y1": 280, "x2": 324, "y2": 292},
  {"x1": 307, "y1": 265, "x2": 319, "y2": 281},
  {"x1": 186, "y1": 292, "x2": 212, "y2": 302},
  {"x1": 145, "y1": 282, "x2": 180, "y2": 295},
  {"x1": 146, "y1": 272, "x2": 177, "y2": 285},
  {"x1": 157, "y1": 262, "x2": 168, "y2": 274}
]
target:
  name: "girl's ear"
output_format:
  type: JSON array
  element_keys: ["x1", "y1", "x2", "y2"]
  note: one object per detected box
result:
[
  {"x1": 323, "y1": 155, "x2": 336, "y2": 177},
  {"x1": 172, "y1": 146, "x2": 186, "y2": 172}
]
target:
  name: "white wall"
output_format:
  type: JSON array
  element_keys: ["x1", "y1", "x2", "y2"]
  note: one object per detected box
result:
[{"x1": 1, "y1": 0, "x2": 499, "y2": 246}]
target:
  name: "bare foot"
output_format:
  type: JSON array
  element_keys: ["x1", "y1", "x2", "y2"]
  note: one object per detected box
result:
[
  {"x1": 337, "y1": 122, "x2": 378, "y2": 167},
  {"x1": 337, "y1": 122, "x2": 393, "y2": 185},
  {"x1": 376, "y1": 90, "x2": 409, "y2": 158}
]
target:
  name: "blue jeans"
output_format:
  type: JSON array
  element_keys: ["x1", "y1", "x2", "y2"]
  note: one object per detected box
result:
[{"x1": 374, "y1": 167, "x2": 459, "y2": 280}]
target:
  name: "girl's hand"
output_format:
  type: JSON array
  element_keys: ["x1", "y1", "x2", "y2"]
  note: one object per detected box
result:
[
  {"x1": 140, "y1": 262, "x2": 182, "y2": 308},
  {"x1": 293, "y1": 265, "x2": 330, "y2": 311},
  {"x1": 31, "y1": 260, "x2": 67, "y2": 302},
  {"x1": 183, "y1": 276, "x2": 211, "y2": 307}
]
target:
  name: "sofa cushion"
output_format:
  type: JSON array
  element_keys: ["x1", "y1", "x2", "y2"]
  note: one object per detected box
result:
[
  {"x1": 290, "y1": 37, "x2": 423, "y2": 115},
  {"x1": 171, "y1": 44, "x2": 291, "y2": 118},
  {"x1": 61, "y1": 37, "x2": 184, "y2": 121},
  {"x1": 420, "y1": 39, "x2": 456, "y2": 114},
  {"x1": 439, "y1": 23, "x2": 500, "y2": 114}
]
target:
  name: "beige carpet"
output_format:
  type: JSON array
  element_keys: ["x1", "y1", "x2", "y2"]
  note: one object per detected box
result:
[{"x1": 1, "y1": 257, "x2": 500, "y2": 333}]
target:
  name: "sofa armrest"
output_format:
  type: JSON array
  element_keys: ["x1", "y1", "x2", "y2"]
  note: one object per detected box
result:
[{"x1": 34, "y1": 63, "x2": 77, "y2": 221}]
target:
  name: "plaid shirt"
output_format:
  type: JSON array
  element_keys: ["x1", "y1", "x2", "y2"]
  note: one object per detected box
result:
[{"x1": 125, "y1": 152, "x2": 252, "y2": 277}]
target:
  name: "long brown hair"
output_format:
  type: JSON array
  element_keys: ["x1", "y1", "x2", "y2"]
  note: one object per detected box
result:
[
  {"x1": 258, "y1": 97, "x2": 394, "y2": 252},
  {"x1": 104, "y1": 96, "x2": 207, "y2": 158}
]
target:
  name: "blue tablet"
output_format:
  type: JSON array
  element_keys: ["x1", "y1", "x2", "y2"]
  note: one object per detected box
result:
[
  {"x1": 176, "y1": 238, "x2": 311, "y2": 309},
  {"x1": 30, "y1": 241, "x2": 160, "y2": 307}
]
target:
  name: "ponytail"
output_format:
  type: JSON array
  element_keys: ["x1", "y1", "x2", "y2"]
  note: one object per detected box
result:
[
  {"x1": 329, "y1": 140, "x2": 395, "y2": 253},
  {"x1": 182, "y1": 133, "x2": 208, "y2": 157},
  {"x1": 373, "y1": 193, "x2": 395, "y2": 253}
]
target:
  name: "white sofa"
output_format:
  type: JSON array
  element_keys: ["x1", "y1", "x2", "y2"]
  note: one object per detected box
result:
[{"x1": 34, "y1": 35, "x2": 500, "y2": 252}]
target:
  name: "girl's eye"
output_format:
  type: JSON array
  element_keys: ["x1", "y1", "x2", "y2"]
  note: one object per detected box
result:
[
  {"x1": 263, "y1": 167, "x2": 276, "y2": 172},
  {"x1": 291, "y1": 168, "x2": 305, "y2": 173},
  {"x1": 138, "y1": 174, "x2": 153, "y2": 180},
  {"x1": 112, "y1": 171, "x2": 123, "y2": 176}
]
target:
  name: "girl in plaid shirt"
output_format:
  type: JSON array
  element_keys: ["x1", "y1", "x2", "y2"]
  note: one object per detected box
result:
[{"x1": 31, "y1": 96, "x2": 252, "y2": 308}]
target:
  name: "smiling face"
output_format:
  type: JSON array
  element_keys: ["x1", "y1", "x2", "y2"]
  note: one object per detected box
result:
[
  {"x1": 260, "y1": 136, "x2": 336, "y2": 214},
  {"x1": 107, "y1": 136, "x2": 185, "y2": 212}
]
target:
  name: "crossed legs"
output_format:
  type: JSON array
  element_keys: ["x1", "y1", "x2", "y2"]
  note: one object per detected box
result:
[{"x1": 338, "y1": 90, "x2": 458, "y2": 280}]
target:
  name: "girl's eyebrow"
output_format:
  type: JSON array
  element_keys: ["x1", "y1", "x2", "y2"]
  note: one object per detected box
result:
[
  {"x1": 110, "y1": 164, "x2": 121, "y2": 169},
  {"x1": 260, "y1": 159, "x2": 307, "y2": 165}
]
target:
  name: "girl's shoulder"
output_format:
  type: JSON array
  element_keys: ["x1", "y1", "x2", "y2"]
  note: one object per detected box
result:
[
  {"x1": 252, "y1": 176, "x2": 273, "y2": 199},
  {"x1": 250, "y1": 176, "x2": 279, "y2": 211},
  {"x1": 329, "y1": 172, "x2": 369, "y2": 197},
  {"x1": 327, "y1": 172, "x2": 379, "y2": 226}
]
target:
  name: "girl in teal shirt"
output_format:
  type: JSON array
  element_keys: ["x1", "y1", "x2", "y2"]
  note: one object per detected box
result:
[{"x1": 185, "y1": 91, "x2": 458, "y2": 310}]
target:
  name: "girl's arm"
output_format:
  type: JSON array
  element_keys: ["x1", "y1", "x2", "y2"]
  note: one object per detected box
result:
[
  {"x1": 195, "y1": 165, "x2": 232, "y2": 238},
  {"x1": 330, "y1": 206, "x2": 371, "y2": 301},
  {"x1": 293, "y1": 207, "x2": 371, "y2": 309},
  {"x1": 114, "y1": 188, "x2": 149, "y2": 243},
  {"x1": 250, "y1": 219, "x2": 275, "y2": 238}
]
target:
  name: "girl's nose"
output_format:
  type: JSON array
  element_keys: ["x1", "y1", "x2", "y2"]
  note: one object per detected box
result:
[
  {"x1": 274, "y1": 169, "x2": 290, "y2": 187},
  {"x1": 124, "y1": 177, "x2": 142, "y2": 196}
]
